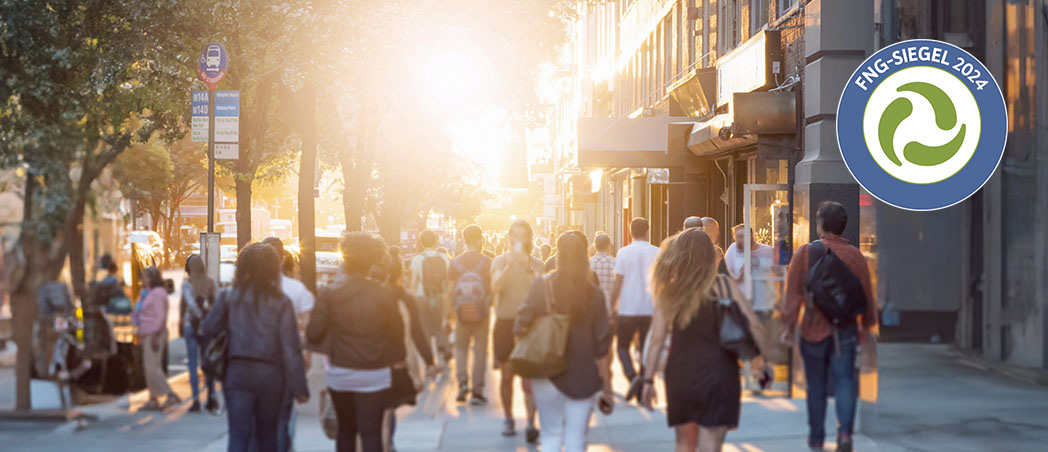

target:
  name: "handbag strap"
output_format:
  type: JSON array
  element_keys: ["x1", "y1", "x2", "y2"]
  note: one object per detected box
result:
[{"x1": 542, "y1": 274, "x2": 555, "y2": 315}]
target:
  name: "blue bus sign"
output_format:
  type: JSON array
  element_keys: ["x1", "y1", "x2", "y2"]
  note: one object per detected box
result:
[{"x1": 198, "y1": 43, "x2": 228, "y2": 88}]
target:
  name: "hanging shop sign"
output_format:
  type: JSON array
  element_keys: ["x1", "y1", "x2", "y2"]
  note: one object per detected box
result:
[{"x1": 716, "y1": 30, "x2": 783, "y2": 108}]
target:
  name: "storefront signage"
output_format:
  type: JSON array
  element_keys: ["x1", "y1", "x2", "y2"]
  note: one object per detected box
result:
[{"x1": 716, "y1": 30, "x2": 782, "y2": 108}]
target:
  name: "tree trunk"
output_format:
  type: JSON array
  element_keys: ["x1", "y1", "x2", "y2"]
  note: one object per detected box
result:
[
  {"x1": 66, "y1": 191, "x2": 89, "y2": 303},
  {"x1": 298, "y1": 79, "x2": 318, "y2": 293},
  {"x1": 235, "y1": 176, "x2": 252, "y2": 250},
  {"x1": 10, "y1": 172, "x2": 66, "y2": 410}
]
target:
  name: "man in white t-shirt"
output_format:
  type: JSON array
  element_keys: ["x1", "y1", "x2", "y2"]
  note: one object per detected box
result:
[
  {"x1": 262, "y1": 237, "x2": 315, "y2": 452},
  {"x1": 723, "y1": 225, "x2": 775, "y2": 392},
  {"x1": 610, "y1": 218, "x2": 660, "y2": 392},
  {"x1": 724, "y1": 225, "x2": 775, "y2": 311}
]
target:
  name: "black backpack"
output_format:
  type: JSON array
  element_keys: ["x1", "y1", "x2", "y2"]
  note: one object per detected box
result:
[{"x1": 804, "y1": 240, "x2": 867, "y2": 326}]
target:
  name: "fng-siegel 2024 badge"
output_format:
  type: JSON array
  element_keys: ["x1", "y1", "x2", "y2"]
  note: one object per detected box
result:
[{"x1": 837, "y1": 39, "x2": 1007, "y2": 211}]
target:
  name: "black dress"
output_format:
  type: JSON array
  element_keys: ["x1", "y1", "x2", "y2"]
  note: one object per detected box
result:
[{"x1": 663, "y1": 279, "x2": 741, "y2": 428}]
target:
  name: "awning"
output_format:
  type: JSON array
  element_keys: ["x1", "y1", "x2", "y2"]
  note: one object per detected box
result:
[
  {"x1": 685, "y1": 114, "x2": 757, "y2": 156},
  {"x1": 577, "y1": 116, "x2": 692, "y2": 168}
]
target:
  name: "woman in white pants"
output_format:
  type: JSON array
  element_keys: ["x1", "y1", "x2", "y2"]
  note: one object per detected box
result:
[{"x1": 515, "y1": 231, "x2": 613, "y2": 452}]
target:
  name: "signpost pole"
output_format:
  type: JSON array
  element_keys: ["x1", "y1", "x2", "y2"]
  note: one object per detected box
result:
[{"x1": 207, "y1": 84, "x2": 216, "y2": 234}]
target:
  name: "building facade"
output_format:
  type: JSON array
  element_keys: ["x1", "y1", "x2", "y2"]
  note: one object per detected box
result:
[{"x1": 545, "y1": 0, "x2": 1048, "y2": 374}]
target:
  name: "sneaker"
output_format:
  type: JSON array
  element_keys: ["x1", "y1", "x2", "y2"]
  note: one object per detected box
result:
[
  {"x1": 205, "y1": 397, "x2": 219, "y2": 414},
  {"x1": 525, "y1": 426, "x2": 540, "y2": 444},
  {"x1": 836, "y1": 437, "x2": 853, "y2": 452},
  {"x1": 188, "y1": 400, "x2": 201, "y2": 412},
  {"x1": 501, "y1": 419, "x2": 516, "y2": 437},
  {"x1": 140, "y1": 399, "x2": 162, "y2": 411},
  {"x1": 162, "y1": 394, "x2": 182, "y2": 409},
  {"x1": 456, "y1": 386, "x2": 470, "y2": 403},
  {"x1": 470, "y1": 393, "x2": 488, "y2": 406}
]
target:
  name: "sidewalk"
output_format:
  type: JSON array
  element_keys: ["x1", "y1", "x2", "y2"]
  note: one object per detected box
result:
[{"x1": 4, "y1": 343, "x2": 1047, "y2": 451}]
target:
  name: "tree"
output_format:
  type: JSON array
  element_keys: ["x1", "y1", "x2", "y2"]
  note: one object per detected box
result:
[
  {"x1": 199, "y1": 0, "x2": 308, "y2": 249},
  {"x1": 0, "y1": 0, "x2": 196, "y2": 410},
  {"x1": 112, "y1": 136, "x2": 207, "y2": 260},
  {"x1": 113, "y1": 139, "x2": 174, "y2": 233}
]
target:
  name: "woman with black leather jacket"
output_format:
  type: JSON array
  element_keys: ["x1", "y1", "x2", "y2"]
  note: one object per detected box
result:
[
  {"x1": 306, "y1": 232, "x2": 404, "y2": 452},
  {"x1": 200, "y1": 243, "x2": 309, "y2": 452}
]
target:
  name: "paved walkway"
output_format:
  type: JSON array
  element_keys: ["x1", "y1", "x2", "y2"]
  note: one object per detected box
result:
[{"x1": 2, "y1": 343, "x2": 1047, "y2": 451}]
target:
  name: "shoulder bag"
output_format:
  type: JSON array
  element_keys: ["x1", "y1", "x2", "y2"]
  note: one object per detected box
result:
[
  {"x1": 715, "y1": 275, "x2": 760, "y2": 360},
  {"x1": 201, "y1": 289, "x2": 230, "y2": 380},
  {"x1": 509, "y1": 275, "x2": 571, "y2": 378}
]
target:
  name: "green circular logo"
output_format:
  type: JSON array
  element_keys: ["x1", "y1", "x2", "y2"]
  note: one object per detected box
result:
[{"x1": 862, "y1": 66, "x2": 980, "y2": 184}]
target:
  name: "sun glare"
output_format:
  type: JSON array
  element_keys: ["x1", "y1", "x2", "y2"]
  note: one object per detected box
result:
[
  {"x1": 420, "y1": 49, "x2": 484, "y2": 108},
  {"x1": 448, "y1": 108, "x2": 510, "y2": 185}
]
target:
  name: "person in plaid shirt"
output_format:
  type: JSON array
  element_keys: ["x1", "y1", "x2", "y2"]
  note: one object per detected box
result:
[{"x1": 589, "y1": 232, "x2": 616, "y2": 311}]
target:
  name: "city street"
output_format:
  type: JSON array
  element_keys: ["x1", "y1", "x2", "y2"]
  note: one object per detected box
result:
[
  {"x1": 2, "y1": 339, "x2": 1047, "y2": 451},
  {"x1": 4, "y1": 0, "x2": 1048, "y2": 451}
]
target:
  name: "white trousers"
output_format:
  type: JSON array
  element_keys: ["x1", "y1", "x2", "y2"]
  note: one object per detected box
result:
[{"x1": 532, "y1": 378, "x2": 594, "y2": 452}]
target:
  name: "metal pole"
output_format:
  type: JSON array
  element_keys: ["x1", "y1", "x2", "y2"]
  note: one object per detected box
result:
[
  {"x1": 207, "y1": 86, "x2": 216, "y2": 234},
  {"x1": 298, "y1": 78, "x2": 317, "y2": 293}
]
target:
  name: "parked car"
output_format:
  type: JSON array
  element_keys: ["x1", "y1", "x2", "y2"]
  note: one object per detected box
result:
[
  {"x1": 218, "y1": 244, "x2": 237, "y2": 286},
  {"x1": 125, "y1": 230, "x2": 164, "y2": 264}
]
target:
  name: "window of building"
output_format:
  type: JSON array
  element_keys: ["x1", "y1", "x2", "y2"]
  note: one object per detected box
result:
[
  {"x1": 751, "y1": 0, "x2": 768, "y2": 33},
  {"x1": 676, "y1": 2, "x2": 684, "y2": 75},
  {"x1": 718, "y1": 0, "x2": 738, "y2": 55}
]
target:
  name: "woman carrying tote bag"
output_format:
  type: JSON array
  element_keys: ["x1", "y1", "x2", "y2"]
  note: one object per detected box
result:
[{"x1": 514, "y1": 231, "x2": 612, "y2": 452}]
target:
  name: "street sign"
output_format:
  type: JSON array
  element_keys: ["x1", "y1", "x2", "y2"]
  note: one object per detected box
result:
[
  {"x1": 198, "y1": 43, "x2": 228, "y2": 88},
  {"x1": 192, "y1": 90, "x2": 239, "y2": 142},
  {"x1": 214, "y1": 143, "x2": 238, "y2": 160}
]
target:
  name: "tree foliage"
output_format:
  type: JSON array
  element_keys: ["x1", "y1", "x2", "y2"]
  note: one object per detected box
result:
[{"x1": 0, "y1": 0, "x2": 197, "y2": 410}]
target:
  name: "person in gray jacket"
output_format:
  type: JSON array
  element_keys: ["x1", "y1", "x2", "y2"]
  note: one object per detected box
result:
[{"x1": 200, "y1": 243, "x2": 309, "y2": 452}]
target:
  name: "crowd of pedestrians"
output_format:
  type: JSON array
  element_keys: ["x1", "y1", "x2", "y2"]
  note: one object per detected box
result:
[{"x1": 131, "y1": 198, "x2": 873, "y2": 452}]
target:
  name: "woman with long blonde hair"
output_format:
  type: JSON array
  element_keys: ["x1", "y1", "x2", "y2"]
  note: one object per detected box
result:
[{"x1": 639, "y1": 228, "x2": 768, "y2": 452}]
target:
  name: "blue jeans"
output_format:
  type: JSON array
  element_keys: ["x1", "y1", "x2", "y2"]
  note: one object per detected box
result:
[
  {"x1": 184, "y1": 322, "x2": 215, "y2": 402},
  {"x1": 800, "y1": 325, "x2": 858, "y2": 445},
  {"x1": 225, "y1": 360, "x2": 285, "y2": 452}
]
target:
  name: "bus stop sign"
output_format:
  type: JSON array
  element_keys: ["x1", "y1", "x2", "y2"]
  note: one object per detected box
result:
[{"x1": 198, "y1": 43, "x2": 228, "y2": 89}]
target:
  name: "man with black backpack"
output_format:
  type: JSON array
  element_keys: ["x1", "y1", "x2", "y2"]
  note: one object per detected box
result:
[
  {"x1": 447, "y1": 224, "x2": 493, "y2": 405},
  {"x1": 781, "y1": 201, "x2": 878, "y2": 452},
  {"x1": 409, "y1": 229, "x2": 453, "y2": 366}
]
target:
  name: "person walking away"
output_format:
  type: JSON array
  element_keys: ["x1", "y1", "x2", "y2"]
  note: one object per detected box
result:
[
  {"x1": 306, "y1": 232, "x2": 404, "y2": 452},
  {"x1": 515, "y1": 231, "x2": 612, "y2": 452},
  {"x1": 409, "y1": 230, "x2": 452, "y2": 365},
  {"x1": 640, "y1": 228, "x2": 769, "y2": 452},
  {"x1": 724, "y1": 225, "x2": 776, "y2": 391},
  {"x1": 491, "y1": 219, "x2": 544, "y2": 440},
  {"x1": 447, "y1": 224, "x2": 493, "y2": 405},
  {"x1": 261, "y1": 237, "x2": 316, "y2": 452},
  {"x1": 589, "y1": 233, "x2": 616, "y2": 309},
  {"x1": 181, "y1": 255, "x2": 218, "y2": 413},
  {"x1": 610, "y1": 217, "x2": 660, "y2": 400},
  {"x1": 781, "y1": 201, "x2": 877, "y2": 452},
  {"x1": 281, "y1": 250, "x2": 299, "y2": 278},
  {"x1": 374, "y1": 250, "x2": 435, "y2": 452},
  {"x1": 134, "y1": 266, "x2": 180, "y2": 410},
  {"x1": 589, "y1": 232, "x2": 617, "y2": 393},
  {"x1": 701, "y1": 218, "x2": 730, "y2": 276},
  {"x1": 200, "y1": 244, "x2": 309, "y2": 452}
]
